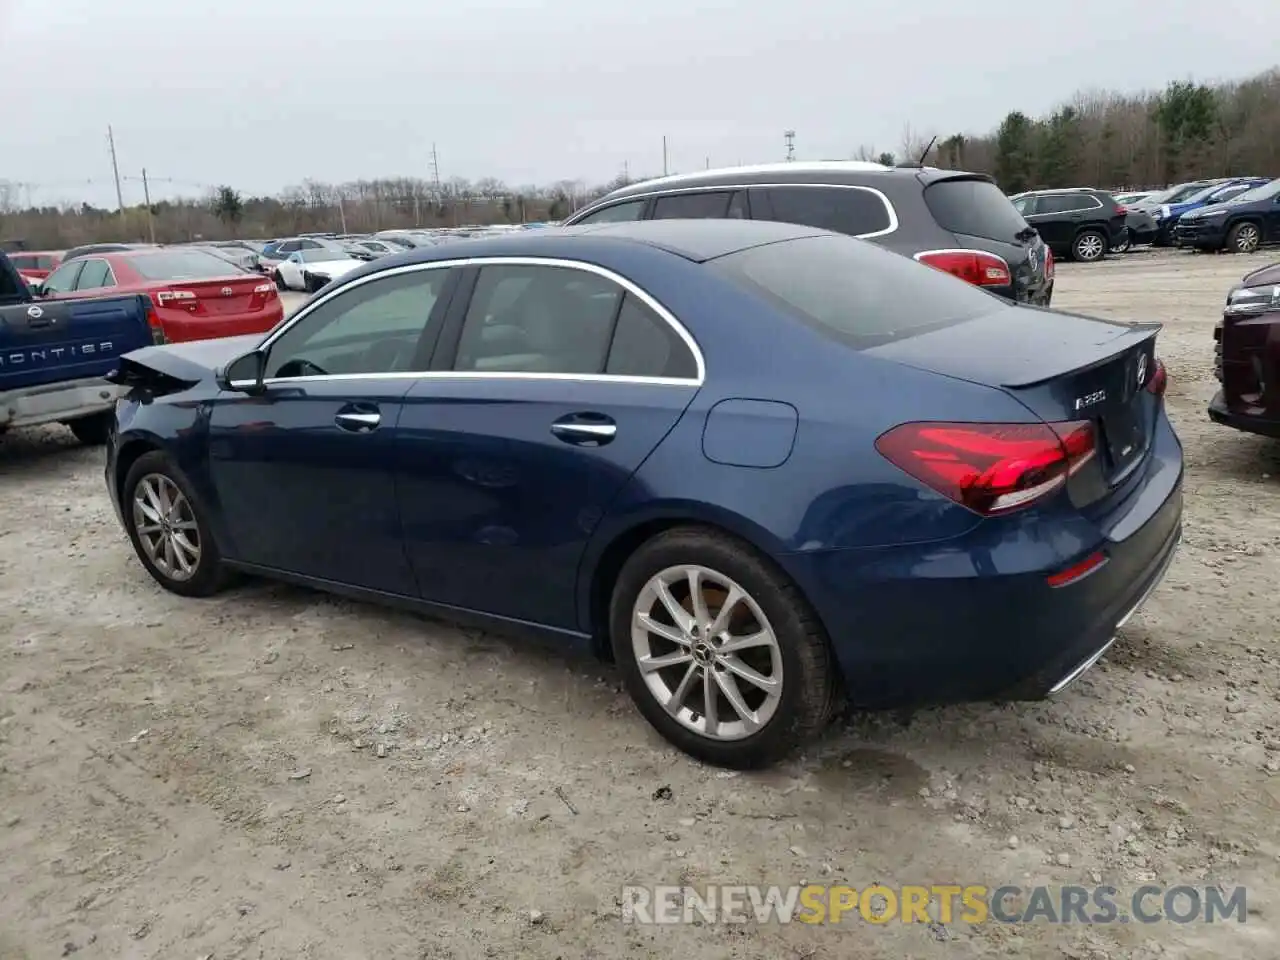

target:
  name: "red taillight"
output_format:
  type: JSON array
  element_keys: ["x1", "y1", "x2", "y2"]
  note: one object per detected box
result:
[
  {"x1": 915, "y1": 249, "x2": 1012, "y2": 287},
  {"x1": 145, "y1": 304, "x2": 166, "y2": 344},
  {"x1": 1146, "y1": 358, "x2": 1167, "y2": 397},
  {"x1": 1115, "y1": 204, "x2": 1128, "y2": 216},
  {"x1": 1044, "y1": 247, "x2": 1054, "y2": 279},
  {"x1": 875, "y1": 420, "x2": 1097, "y2": 515}
]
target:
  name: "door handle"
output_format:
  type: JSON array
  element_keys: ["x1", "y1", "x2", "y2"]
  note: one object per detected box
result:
[
  {"x1": 335, "y1": 411, "x2": 381, "y2": 432},
  {"x1": 551, "y1": 414, "x2": 617, "y2": 445}
]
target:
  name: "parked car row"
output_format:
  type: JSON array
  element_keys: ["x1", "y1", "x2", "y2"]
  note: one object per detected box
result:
[{"x1": 1007, "y1": 176, "x2": 1280, "y2": 263}]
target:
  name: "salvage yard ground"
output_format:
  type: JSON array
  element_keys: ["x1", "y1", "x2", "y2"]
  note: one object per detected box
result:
[{"x1": 3, "y1": 250, "x2": 1280, "y2": 960}]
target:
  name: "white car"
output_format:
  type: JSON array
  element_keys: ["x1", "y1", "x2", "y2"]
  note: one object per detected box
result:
[{"x1": 275, "y1": 248, "x2": 365, "y2": 293}]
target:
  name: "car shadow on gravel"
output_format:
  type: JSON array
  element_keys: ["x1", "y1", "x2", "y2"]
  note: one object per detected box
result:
[{"x1": 0, "y1": 426, "x2": 93, "y2": 476}]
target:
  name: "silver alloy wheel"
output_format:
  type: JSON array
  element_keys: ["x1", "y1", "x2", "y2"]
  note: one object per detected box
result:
[
  {"x1": 1234, "y1": 223, "x2": 1260, "y2": 253},
  {"x1": 132, "y1": 473, "x2": 201, "y2": 582},
  {"x1": 630, "y1": 564, "x2": 784, "y2": 741},
  {"x1": 1075, "y1": 233, "x2": 1105, "y2": 261}
]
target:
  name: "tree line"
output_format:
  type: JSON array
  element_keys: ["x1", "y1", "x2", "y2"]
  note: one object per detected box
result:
[{"x1": 3, "y1": 67, "x2": 1278, "y2": 250}]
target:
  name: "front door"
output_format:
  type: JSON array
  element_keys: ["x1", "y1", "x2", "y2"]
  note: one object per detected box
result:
[
  {"x1": 396, "y1": 261, "x2": 703, "y2": 630},
  {"x1": 206, "y1": 263, "x2": 457, "y2": 594}
]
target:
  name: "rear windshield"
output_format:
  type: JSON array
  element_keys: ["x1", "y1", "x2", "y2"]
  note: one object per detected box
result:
[
  {"x1": 129, "y1": 250, "x2": 246, "y2": 281},
  {"x1": 924, "y1": 179, "x2": 1030, "y2": 241},
  {"x1": 710, "y1": 234, "x2": 1003, "y2": 348}
]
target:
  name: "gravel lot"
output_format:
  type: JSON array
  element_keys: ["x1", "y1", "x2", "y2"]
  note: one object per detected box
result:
[{"x1": 3, "y1": 251, "x2": 1280, "y2": 960}]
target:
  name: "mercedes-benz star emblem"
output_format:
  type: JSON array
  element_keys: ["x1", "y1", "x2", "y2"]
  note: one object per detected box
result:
[{"x1": 1136, "y1": 353, "x2": 1148, "y2": 387}]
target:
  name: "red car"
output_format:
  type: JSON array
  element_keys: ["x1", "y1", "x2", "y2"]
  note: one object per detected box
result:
[
  {"x1": 38, "y1": 247, "x2": 283, "y2": 343},
  {"x1": 8, "y1": 250, "x2": 63, "y2": 282}
]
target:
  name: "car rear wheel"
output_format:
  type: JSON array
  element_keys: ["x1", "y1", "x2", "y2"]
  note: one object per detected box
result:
[
  {"x1": 1113, "y1": 229, "x2": 1132, "y2": 254},
  {"x1": 66, "y1": 411, "x2": 112, "y2": 445},
  {"x1": 122, "y1": 451, "x2": 231, "y2": 597},
  {"x1": 1228, "y1": 222, "x2": 1261, "y2": 254},
  {"x1": 610, "y1": 527, "x2": 837, "y2": 768},
  {"x1": 274, "y1": 270, "x2": 286, "y2": 291},
  {"x1": 1071, "y1": 229, "x2": 1107, "y2": 262}
]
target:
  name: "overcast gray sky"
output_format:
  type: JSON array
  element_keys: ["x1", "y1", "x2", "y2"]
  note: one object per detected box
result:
[{"x1": 2, "y1": 0, "x2": 1277, "y2": 207}]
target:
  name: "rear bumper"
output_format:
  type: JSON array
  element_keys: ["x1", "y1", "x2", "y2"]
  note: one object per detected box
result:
[
  {"x1": 784, "y1": 415, "x2": 1184, "y2": 709},
  {"x1": 0, "y1": 376, "x2": 123, "y2": 430},
  {"x1": 1208, "y1": 388, "x2": 1280, "y2": 438}
]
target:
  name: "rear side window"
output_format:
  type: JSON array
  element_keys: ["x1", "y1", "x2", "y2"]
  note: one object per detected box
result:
[
  {"x1": 1035, "y1": 193, "x2": 1101, "y2": 214},
  {"x1": 711, "y1": 235, "x2": 1001, "y2": 348},
  {"x1": 605, "y1": 294, "x2": 699, "y2": 379},
  {"x1": 925, "y1": 180, "x2": 1033, "y2": 241},
  {"x1": 574, "y1": 200, "x2": 646, "y2": 224},
  {"x1": 75, "y1": 259, "x2": 114, "y2": 290},
  {"x1": 129, "y1": 251, "x2": 243, "y2": 281},
  {"x1": 757, "y1": 186, "x2": 893, "y2": 237},
  {"x1": 9, "y1": 255, "x2": 35, "y2": 270},
  {"x1": 652, "y1": 191, "x2": 742, "y2": 220}
]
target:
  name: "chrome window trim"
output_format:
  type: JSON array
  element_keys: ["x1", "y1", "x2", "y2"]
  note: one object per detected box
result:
[
  {"x1": 1028, "y1": 194, "x2": 1105, "y2": 216},
  {"x1": 231, "y1": 256, "x2": 706, "y2": 389},
  {"x1": 568, "y1": 182, "x2": 899, "y2": 240}
]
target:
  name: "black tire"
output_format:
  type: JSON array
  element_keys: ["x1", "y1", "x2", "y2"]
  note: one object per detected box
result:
[
  {"x1": 1227, "y1": 221, "x2": 1261, "y2": 254},
  {"x1": 1113, "y1": 229, "x2": 1132, "y2": 254},
  {"x1": 121, "y1": 450, "x2": 232, "y2": 598},
  {"x1": 1071, "y1": 229, "x2": 1107, "y2": 263},
  {"x1": 609, "y1": 526, "x2": 838, "y2": 769},
  {"x1": 66, "y1": 411, "x2": 112, "y2": 445},
  {"x1": 274, "y1": 270, "x2": 286, "y2": 291}
]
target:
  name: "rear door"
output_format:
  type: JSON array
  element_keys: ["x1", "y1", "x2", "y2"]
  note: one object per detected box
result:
[
  {"x1": 650, "y1": 191, "x2": 750, "y2": 220},
  {"x1": 396, "y1": 259, "x2": 702, "y2": 630}
]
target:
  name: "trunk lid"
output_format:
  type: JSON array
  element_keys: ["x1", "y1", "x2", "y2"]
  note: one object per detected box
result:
[
  {"x1": 867, "y1": 307, "x2": 1162, "y2": 490},
  {"x1": 158, "y1": 276, "x2": 268, "y2": 316}
]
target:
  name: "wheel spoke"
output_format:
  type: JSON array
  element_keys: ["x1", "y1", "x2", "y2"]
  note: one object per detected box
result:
[
  {"x1": 172, "y1": 519, "x2": 199, "y2": 533},
  {"x1": 636, "y1": 612, "x2": 689, "y2": 647},
  {"x1": 639, "y1": 650, "x2": 693, "y2": 674},
  {"x1": 714, "y1": 670, "x2": 760, "y2": 732},
  {"x1": 161, "y1": 536, "x2": 177, "y2": 572},
  {"x1": 717, "y1": 631, "x2": 773, "y2": 655},
  {"x1": 665, "y1": 662, "x2": 700, "y2": 716},
  {"x1": 136, "y1": 523, "x2": 163, "y2": 536},
  {"x1": 702, "y1": 666, "x2": 719, "y2": 734},
  {"x1": 706, "y1": 586, "x2": 744, "y2": 637},
  {"x1": 720, "y1": 654, "x2": 778, "y2": 692},
  {"x1": 687, "y1": 568, "x2": 710, "y2": 628},
  {"x1": 654, "y1": 579, "x2": 694, "y2": 633}
]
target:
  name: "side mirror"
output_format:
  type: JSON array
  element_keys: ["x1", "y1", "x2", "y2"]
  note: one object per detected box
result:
[{"x1": 217, "y1": 350, "x2": 267, "y2": 394}]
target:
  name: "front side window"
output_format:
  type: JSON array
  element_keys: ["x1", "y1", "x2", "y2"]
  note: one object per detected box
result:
[
  {"x1": 757, "y1": 186, "x2": 893, "y2": 237},
  {"x1": 41, "y1": 260, "x2": 83, "y2": 294},
  {"x1": 453, "y1": 265, "x2": 625, "y2": 374},
  {"x1": 74, "y1": 259, "x2": 114, "y2": 290},
  {"x1": 265, "y1": 268, "x2": 448, "y2": 378},
  {"x1": 573, "y1": 199, "x2": 646, "y2": 225}
]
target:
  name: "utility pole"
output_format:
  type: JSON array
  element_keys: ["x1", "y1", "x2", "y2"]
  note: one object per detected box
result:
[
  {"x1": 784, "y1": 130, "x2": 796, "y2": 162},
  {"x1": 107, "y1": 126, "x2": 125, "y2": 219},
  {"x1": 662, "y1": 136, "x2": 668, "y2": 176},
  {"x1": 413, "y1": 189, "x2": 421, "y2": 227},
  {"x1": 140, "y1": 168, "x2": 156, "y2": 243},
  {"x1": 337, "y1": 195, "x2": 348, "y2": 233},
  {"x1": 430, "y1": 142, "x2": 444, "y2": 225}
]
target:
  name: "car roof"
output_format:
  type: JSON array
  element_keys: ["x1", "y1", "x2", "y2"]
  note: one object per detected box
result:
[
  {"x1": 583, "y1": 161, "x2": 985, "y2": 207},
  {"x1": 376, "y1": 219, "x2": 830, "y2": 266}
]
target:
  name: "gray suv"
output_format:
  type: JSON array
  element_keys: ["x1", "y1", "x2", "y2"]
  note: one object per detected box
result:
[{"x1": 565, "y1": 161, "x2": 1053, "y2": 305}]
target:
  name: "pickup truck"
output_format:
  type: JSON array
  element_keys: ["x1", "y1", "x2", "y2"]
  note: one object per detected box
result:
[{"x1": 1, "y1": 250, "x2": 156, "y2": 444}]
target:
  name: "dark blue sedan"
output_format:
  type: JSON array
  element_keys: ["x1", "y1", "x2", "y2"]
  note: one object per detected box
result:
[{"x1": 104, "y1": 219, "x2": 1183, "y2": 768}]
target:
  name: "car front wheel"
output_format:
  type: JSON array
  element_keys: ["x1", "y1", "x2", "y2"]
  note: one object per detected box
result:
[
  {"x1": 122, "y1": 451, "x2": 231, "y2": 597},
  {"x1": 610, "y1": 527, "x2": 837, "y2": 768}
]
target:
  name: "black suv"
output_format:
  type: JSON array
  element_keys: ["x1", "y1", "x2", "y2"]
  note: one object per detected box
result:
[
  {"x1": 1174, "y1": 177, "x2": 1280, "y2": 254},
  {"x1": 1009, "y1": 188, "x2": 1128, "y2": 263},
  {"x1": 564, "y1": 162, "x2": 1054, "y2": 305}
]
